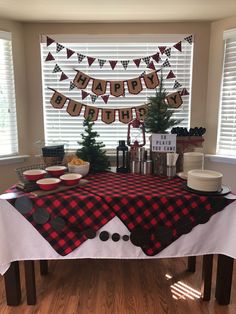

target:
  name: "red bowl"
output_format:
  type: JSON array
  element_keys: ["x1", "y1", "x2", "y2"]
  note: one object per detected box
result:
[
  {"x1": 60, "y1": 173, "x2": 82, "y2": 186},
  {"x1": 23, "y1": 169, "x2": 47, "y2": 181},
  {"x1": 45, "y1": 166, "x2": 67, "y2": 177},
  {"x1": 36, "y1": 178, "x2": 61, "y2": 191}
]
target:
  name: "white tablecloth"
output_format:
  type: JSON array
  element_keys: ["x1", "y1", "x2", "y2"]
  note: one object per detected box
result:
[{"x1": 1, "y1": 198, "x2": 236, "y2": 275}]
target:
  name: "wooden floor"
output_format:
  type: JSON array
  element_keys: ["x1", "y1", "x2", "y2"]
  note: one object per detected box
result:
[{"x1": 0, "y1": 257, "x2": 236, "y2": 314}]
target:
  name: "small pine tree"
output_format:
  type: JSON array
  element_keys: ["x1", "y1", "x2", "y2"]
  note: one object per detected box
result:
[
  {"x1": 144, "y1": 75, "x2": 182, "y2": 133},
  {"x1": 76, "y1": 118, "x2": 110, "y2": 173}
]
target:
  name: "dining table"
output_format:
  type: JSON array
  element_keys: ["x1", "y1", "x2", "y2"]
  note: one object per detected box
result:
[{"x1": 0, "y1": 171, "x2": 236, "y2": 306}]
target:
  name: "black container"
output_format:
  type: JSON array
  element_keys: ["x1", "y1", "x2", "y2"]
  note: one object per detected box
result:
[{"x1": 116, "y1": 140, "x2": 129, "y2": 173}]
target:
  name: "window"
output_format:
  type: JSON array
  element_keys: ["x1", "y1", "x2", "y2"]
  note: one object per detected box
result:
[
  {"x1": 0, "y1": 31, "x2": 18, "y2": 157},
  {"x1": 41, "y1": 35, "x2": 193, "y2": 151},
  {"x1": 217, "y1": 29, "x2": 236, "y2": 156}
]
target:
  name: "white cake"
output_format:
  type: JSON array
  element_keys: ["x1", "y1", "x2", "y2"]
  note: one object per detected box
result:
[{"x1": 187, "y1": 169, "x2": 223, "y2": 192}]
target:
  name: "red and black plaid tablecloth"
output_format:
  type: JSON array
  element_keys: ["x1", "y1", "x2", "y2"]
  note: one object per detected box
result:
[{"x1": 9, "y1": 172, "x2": 232, "y2": 256}]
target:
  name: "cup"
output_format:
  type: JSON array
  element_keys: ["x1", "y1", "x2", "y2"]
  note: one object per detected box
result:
[
  {"x1": 167, "y1": 166, "x2": 176, "y2": 179},
  {"x1": 183, "y1": 152, "x2": 204, "y2": 176}
]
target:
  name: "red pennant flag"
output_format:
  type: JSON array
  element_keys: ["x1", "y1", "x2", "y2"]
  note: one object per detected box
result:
[
  {"x1": 45, "y1": 52, "x2": 55, "y2": 61},
  {"x1": 180, "y1": 88, "x2": 189, "y2": 96},
  {"x1": 166, "y1": 70, "x2": 176, "y2": 79},
  {"x1": 133, "y1": 59, "x2": 141, "y2": 67},
  {"x1": 158, "y1": 46, "x2": 166, "y2": 54},
  {"x1": 174, "y1": 41, "x2": 182, "y2": 52},
  {"x1": 147, "y1": 61, "x2": 156, "y2": 70},
  {"x1": 81, "y1": 90, "x2": 89, "y2": 100},
  {"x1": 46, "y1": 36, "x2": 54, "y2": 47},
  {"x1": 101, "y1": 95, "x2": 109, "y2": 104},
  {"x1": 59, "y1": 72, "x2": 68, "y2": 81},
  {"x1": 152, "y1": 53, "x2": 160, "y2": 63},
  {"x1": 87, "y1": 56, "x2": 96, "y2": 66},
  {"x1": 109, "y1": 60, "x2": 118, "y2": 70},
  {"x1": 67, "y1": 48, "x2": 75, "y2": 59}
]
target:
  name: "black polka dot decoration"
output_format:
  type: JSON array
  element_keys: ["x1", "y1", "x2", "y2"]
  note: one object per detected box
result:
[
  {"x1": 153, "y1": 226, "x2": 173, "y2": 246},
  {"x1": 111, "y1": 233, "x2": 120, "y2": 242},
  {"x1": 122, "y1": 235, "x2": 130, "y2": 242},
  {"x1": 14, "y1": 196, "x2": 33, "y2": 214},
  {"x1": 175, "y1": 217, "x2": 193, "y2": 235},
  {"x1": 33, "y1": 208, "x2": 50, "y2": 225},
  {"x1": 83, "y1": 229, "x2": 96, "y2": 239},
  {"x1": 99, "y1": 231, "x2": 110, "y2": 241},
  {"x1": 50, "y1": 217, "x2": 66, "y2": 231},
  {"x1": 130, "y1": 226, "x2": 150, "y2": 247}
]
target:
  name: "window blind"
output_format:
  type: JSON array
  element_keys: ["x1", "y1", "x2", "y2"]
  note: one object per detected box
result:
[
  {"x1": 0, "y1": 31, "x2": 18, "y2": 157},
  {"x1": 217, "y1": 33, "x2": 236, "y2": 155},
  {"x1": 41, "y1": 35, "x2": 193, "y2": 151}
]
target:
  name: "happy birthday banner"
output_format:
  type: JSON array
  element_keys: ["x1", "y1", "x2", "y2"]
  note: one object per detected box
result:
[{"x1": 49, "y1": 89, "x2": 183, "y2": 124}]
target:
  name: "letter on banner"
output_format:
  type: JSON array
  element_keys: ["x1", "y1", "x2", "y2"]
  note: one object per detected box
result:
[
  {"x1": 166, "y1": 92, "x2": 183, "y2": 108},
  {"x1": 50, "y1": 91, "x2": 67, "y2": 109},
  {"x1": 101, "y1": 109, "x2": 115, "y2": 124},
  {"x1": 92, "y1": 79, "x2": 107, "y2": 96},
  {"x1": 118, "y1": 108, "x2": 132, "y2": 124},
  {"x1": 84, "y1": 106, "x2": 99, "y2": 121},
  {"x1": 67, "y1": 100, "x2": 83, "y2": 116},
  {"x1": 135, "y1": 105, "x2": 148, "y2": 120},
  {"x1": 143, "y1": 71, "x2": 159, "y2": 89},
  {"x1": 73, "y1": 71, "x2": 90, "y2": 89},
  {"x1": 110, "y1": 81, "x2": 124, "y2": 97},
  {"x1": 127, "y1": 77, "x2": 142, "y2": 95}
]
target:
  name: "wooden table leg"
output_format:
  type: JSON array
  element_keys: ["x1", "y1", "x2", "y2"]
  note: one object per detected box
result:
[
  {"x1": 215, "y1": 254, "x2": 234, "y2": 305},
  {"x1": 40, "y1": 260, "x2": 48, "y2": 276},
  {"x1": 4, "y1": 261, "x2": 21, "y2": 306},
  {"x1": 187, "y1": 256, "x2": 196, "y2": 273},
  {"x1": 201, "y1": 254, "x2": 213, "y2": 301},
  {"x1": 24, "y1": 261, "x2": 36, "y2": 305}
]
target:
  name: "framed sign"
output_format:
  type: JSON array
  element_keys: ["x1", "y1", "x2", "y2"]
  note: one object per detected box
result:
[{"x1": 151, "y1": 134, "x2": 176, "y2": 152}]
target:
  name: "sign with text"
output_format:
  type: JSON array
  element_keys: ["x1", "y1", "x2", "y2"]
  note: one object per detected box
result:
[{"x1": 151, "y1": 134, "x2": 176, "y2": 152}]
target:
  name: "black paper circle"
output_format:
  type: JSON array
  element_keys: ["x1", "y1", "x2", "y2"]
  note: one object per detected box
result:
[
  {"x1": 130, "y1": 226, "x2": 150, "y2": 247},
  {"x1": 175, "y1": 217, "x2": 193, "y2": 235},
  {"x1": 153, "y1": 226, "x2": 173, "y2": 245},
  {"x1": 111, "y1": 233, "x2": 120, "y2": 242},
  {"x1": 122, "y1": 235, "x2": 130, "y2": 242},
  {"x1": 14, "y1": 196, "x2": 33, "y2": 214},
  {"x1": 99, "y1": 231, "x2": 110, "y2": 241},
  {"x1": 84, "y1": 229, "x2": 96, "y2": 239},
  {"x1": 33, "y1": 208, "x2": 50, "y2": 225},
  {"x1": 50, "y1": 217, "x2": 66, "y2": 231}
]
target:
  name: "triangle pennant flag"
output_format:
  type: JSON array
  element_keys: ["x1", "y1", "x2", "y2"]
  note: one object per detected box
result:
[
  {"x1": 69, "y1": 81, "x2": 76, "y2": 90},
  {"x1": 162, "y1": 59, "x2": 171, "y2": 68},
  {"x1": 56, "y1": 43, "x2": 65, "y2": 53},
  {"x1": 77, "y1": 53, "x2": 85, "y2": 63},
  {"x1": 67, "y1": 48, "x2": 75, "y2": 59},
  {"x1": 87, "y1": 56, "x2": 96, "y2": 66},
  {"x1": 81, "y1": 90, "x2": 89, "y2": 100},
  {"x1": 121, "y1": 60, "x2": 130, "y2": 70},
  {"x1": 164, "y1": 47, "x2": 171, "y2": 58},
  {"x1": 142, "y1": 56, "x2": 151, "y2": 66},
  {"x1": 109, "y1": 60, "x2": 118, "y2": 70},
  {"x1": 173, "y1": 80, "x2": 182, "y2": 89},
  {"x1": 45, "y1": 52, "x2": 55, "y2": 61},
  {"x1": 152, "y1": 52, "x2": 160, "y2": 63},
  {"x1": 90, "y1": 94, "x2": 98, "y2": 103},
  {"x1": 60, "y1": 72, "x2": 68, "y2": 81},
  {"x1": 184, "y1": 35, "x2": 193, "y2": 44},
  {"x1": 46, "y1": 36, "x2": 55, "y2": 47},
  {"x1": 147, "y1": 61, "x2": 156, "y2": 70},
  {"x1": 101, "y1": 95, "x2": 109, "y2": 104},
  {"x1": 158, "y1": 46, "x2": 166, "y2": 54},
  {"x1": 52, "y1": 64, "x2": 62, "y2": 73},
  {"x1": 174, "y1": 41, "x2": 182, "y2": 52},
  {"x1": 98, "y1": 59, "x2": 106, "y2": 68},
  {"x1": 166, "y1": 70, "x2": 176, "y2": 79},
  {"x1": 133, "y1": 58, "x2": 141, "y2": 67},
  {"x1": 180, "y1": 88, "x2": 189, "y2": 96}
]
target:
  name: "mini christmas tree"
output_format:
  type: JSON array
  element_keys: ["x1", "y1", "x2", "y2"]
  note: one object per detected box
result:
[
  {"x1": 76, "y1": 117, "x2": 110, "y2": 173},
  {"x1": 144, "y1": 75, "x2": 182, "y2": 133}
]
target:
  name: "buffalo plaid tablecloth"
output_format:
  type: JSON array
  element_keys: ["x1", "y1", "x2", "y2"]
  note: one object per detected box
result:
[{"x1": 9, "y1": 172, "x2": 232, "y2": 256}]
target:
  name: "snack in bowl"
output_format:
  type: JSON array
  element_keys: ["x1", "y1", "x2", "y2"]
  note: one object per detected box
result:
[
  {"x1": 45, "y1": 165, "x2": 67, "y2": 177},
  {"x1": 36, "y1": 178, "x2": 61, "y2": 191},
  {"x1": 68, "y1": 157, "x2": 90, "y2": 177},
  {"x1": 23, "y1": 169, "x2": 47, "y2": 181},
  {"x1": 60, "y1": 173, "x2": 82, "y2": 186}
]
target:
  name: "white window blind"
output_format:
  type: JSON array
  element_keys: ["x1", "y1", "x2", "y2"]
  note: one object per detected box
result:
[
  {"x1": 41, "y1": 35, "x2": 193, "y2": 151},
  {"x1": 217, "y1": 30, "x2": 236, "y2": 156},
  {"x1": 0, "y1": 31, "x2": 18, "y2": 157}
]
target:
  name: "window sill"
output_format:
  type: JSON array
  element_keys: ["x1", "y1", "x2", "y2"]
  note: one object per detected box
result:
[
  {"x1": 0, "y1": 155, "x2": 30, "y2": 165},
  {"x1": 205, "y1": 154, "x2": 236, "y2": 165}
]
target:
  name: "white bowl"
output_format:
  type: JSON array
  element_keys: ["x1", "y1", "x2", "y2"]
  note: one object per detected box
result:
[{"x1": 68, "y1": 162, "x2": 90, "y2": 177}]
